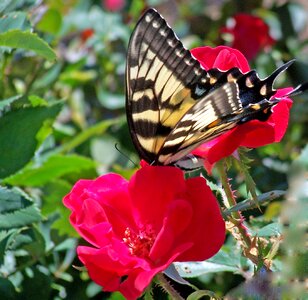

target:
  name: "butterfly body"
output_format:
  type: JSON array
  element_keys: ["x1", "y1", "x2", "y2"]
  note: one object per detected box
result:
[{"x1": 126, "y1": 8, "x2": 293, "y2": 168}]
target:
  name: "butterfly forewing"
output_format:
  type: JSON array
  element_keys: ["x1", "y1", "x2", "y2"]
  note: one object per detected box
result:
[{"x1": 126, "y1": 8, "x2": 210, "y2": 163}]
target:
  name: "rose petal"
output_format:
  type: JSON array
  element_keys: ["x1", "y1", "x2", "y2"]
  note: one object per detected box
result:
[
  {"x1": 191, "y1": 46, "x2": 250, "y2": 72},
  {"x1": 176, "y1": 177, "x2": 225, "y2": 261},
  {"x1": 129, "y1": 165, "x2": 186, "y2": 231}
]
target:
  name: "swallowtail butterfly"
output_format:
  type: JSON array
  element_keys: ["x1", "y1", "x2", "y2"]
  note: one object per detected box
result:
[{"x1": 125, "y1": 8, "x2": 300, "y2": 169}]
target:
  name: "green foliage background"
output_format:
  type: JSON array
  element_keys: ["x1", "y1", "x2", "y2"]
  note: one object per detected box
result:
[{"x1": 0, "y1": 0, "x2": 307, "y2": 299}]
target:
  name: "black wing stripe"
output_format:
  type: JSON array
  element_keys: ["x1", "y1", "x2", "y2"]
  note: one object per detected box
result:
[
  {"x1": 133, "y1": 120, "x2": 171, "y2": 138},
  {"x1": 137, "y1": 16, "x2": 167, "y2": 77},
  {"x1": 131, "y1": 95, "x2": 159, "y2": 113},
  {"x1": 131, "y1": 78, "x2": 155, "y2": 92},
  {"x1": 139, "y1": 10, "x2": 208, "y2": 94},
  {"x1": 128, "y1": 12, "x2": 155, "y2": 68}
]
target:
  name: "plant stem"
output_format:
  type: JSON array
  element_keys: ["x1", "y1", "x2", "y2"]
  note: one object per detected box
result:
[
  {"x1": 156, "y1": 273, "x2": 184, "y2": 300},
  {"x1": 24, "y1": 59, "x2": 44, "y2": 96},
  {"x1": 0, "y1": 53, "x2": 10, "y2": 98},
  {"x1": 216, "y1": 160, "x2": 252, "y2": 249}
]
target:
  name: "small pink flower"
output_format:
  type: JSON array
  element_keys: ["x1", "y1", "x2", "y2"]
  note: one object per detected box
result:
[
  {"x1": 103, "y1": 0, "x2": 125, "y2": 11},
  {"x1": 63, "y1": 164, "x2": 225, "y2": 299}
]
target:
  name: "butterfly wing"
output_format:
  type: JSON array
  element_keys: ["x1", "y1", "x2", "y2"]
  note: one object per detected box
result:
[
  {"x1": 126, "y1": 8, "x2": 295, "y2": 167},
  {"x1": 157, "y1": 82, "x2": 243, "y2": 165},
  {"x1": 126, "y1": 8, "x2": 211, "y2": 164}
]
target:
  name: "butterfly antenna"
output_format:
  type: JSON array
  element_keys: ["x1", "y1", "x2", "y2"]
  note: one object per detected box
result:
[{"x1": 114, "y1": 143, "x2": 138, "y2": 168}]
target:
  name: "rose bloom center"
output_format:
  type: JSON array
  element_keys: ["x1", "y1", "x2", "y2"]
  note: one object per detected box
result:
[{"x1": 123, "y1": 225, "x2": 156, "y2": 258}]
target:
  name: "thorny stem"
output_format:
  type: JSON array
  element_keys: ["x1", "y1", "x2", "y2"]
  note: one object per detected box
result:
[
  {"x1": 216, "y1": 160, "x2": 252, "y2": 249},
  {"x1": 156, "y1": 273, "x2": 184, "y2": 300}
]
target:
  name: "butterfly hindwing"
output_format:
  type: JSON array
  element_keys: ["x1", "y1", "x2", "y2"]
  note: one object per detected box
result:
[{"x1": 158, "y1": 82, "x2": 242, "y2": 165}]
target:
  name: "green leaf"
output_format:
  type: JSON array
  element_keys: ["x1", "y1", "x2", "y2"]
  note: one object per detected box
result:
[
  {"x1": 19, "y1": 267, "x2": 52, "y2": 300},
  {"x1": 91, "y1": 136, "x2": 118, "y2": 167},
  {"x1": 0, "y1": 207, "x2": 41, "y2": 229},
  {"x1": 175, "y1": 260, "x2": 238, "y2": 278},
  {"x1": 5, "y1": 154, "x2": 96, "y2": 187},
  {"x1": 20, "y1": 227, "x2": 46, "y2": 258},
  {"x1": 28, "y1": 95, "x2": 48, "y2": 107},
  {"x1": 0, "y1": 11, "x2": 31, "y2": 33},
  {"x1": 164, "y1": 264, "x2": 192, "y2": 286},
  {"x1": 0, "y1": 1, "x2": 16, "y2": 13},
  {"x1": 224, "y1": 190, "x2": 286, "y2": 216},
  {"x1": 54, "y1": 237, "x2": 77, "y2": 252},
  {"x1": 0, "y1": 229, "x2": 18, "y2": 264},
  {"x1": 251, "y1": 223, "x2": 282, "y2": 237},
  {"x1": 0, "y1": 186, "x2": 41, "y2": 229},
  {"x1": 0, "y1": 186, "x2": 33, "y2": 212},
  {"x1": 290, "y1": 144, "x2": 308, "y2": 174},
  {"x1": 187, "y1": 290, "x2": 221, "y2": 300},
  {"x1": 275, "y1": 3, "x2": 307, "y2": 38},
  {"x1": 0, "y1": 0, "x2": 37, "y2": 14},
  {"x1": 86, "y1": 282, "x2": 104, "y2": 298},
  {"x1": 97, "y1": 84, "x2": 125, "y2": 109},
  {"x1": 60, "y1": 69, "x2": 97, "y2": 85},
  {"x1": 0, "y1": 95, "x2": 22, "y2": 111},
  {"x1": 175, "y1": 246, "x2": 249, "y2": 277},
  {"x1": 0, "y1": 103, "x2": 62, "y2": 178},
  {"x1": 41, "y1": 179, "x2": 77, "y2": 237},
  {"x1": 60, "y1": 117, "x2": 123, "y2": 153},
  {"x1": 0, "y1": 278, "x2": 17, "y2": 300},
  {"x1": 236, "y1": 150, "x2": 259, "y2": 203},
  {"x1": 36, "y1": 8, "x2": 62, "y2": 35},
  {"x1": 33, "y1": 63, "x2": 62, "y2": 89},
  {"x1": 0, "y1": 29, "x2": 56, "y2": 61},
  {"x1": 42, "y1": 179, "x2": 72, "y2": 215},
  {"x1": 108, "y1": 291, "x2": 126, "y2": 300}
]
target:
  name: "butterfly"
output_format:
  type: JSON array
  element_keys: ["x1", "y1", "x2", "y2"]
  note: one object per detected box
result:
[{"x1": 125, "y1": 8, "x2": 302, "y2": 169}]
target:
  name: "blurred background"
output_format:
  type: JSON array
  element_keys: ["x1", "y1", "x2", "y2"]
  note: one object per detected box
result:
[{"x1": 0, "y1": 0, "x2": 307, "y2": 299}]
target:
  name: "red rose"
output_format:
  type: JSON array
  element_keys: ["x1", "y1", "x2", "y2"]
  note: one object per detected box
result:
[
  {"x1": 191, "y1": 46, "x2": 292, "y2": 172},
  {"x1": 221, "y1": 14, "x2": 275, "y2": 60},
  {"x1": 63, "y1": 165, "x2": 225, "y2": 299}
]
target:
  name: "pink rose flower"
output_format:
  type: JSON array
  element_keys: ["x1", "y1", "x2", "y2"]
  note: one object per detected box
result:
[{"x1": 63, "y1": 164, "x2": 225, "y2": 299}]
